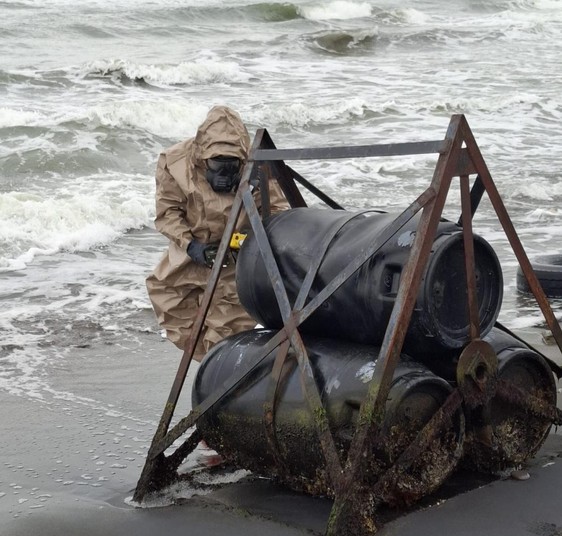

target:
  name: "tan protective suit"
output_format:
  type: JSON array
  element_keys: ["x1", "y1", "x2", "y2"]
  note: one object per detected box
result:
[{"x1": 146, "y1": 106, "x2": 288, "y2": 360}]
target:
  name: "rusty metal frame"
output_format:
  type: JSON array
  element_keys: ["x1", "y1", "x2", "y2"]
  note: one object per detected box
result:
[{"x1": 133, "y1": 114, "x2": 562, "y2": 535}]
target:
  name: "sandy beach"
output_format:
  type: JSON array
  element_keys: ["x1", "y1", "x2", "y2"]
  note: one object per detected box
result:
[
  {"x1": 1, "y1": 326, "x2": 561, "y2": 536},
  {"x1": 0, "y1": 330, "x2": 327, "y2": 535}
]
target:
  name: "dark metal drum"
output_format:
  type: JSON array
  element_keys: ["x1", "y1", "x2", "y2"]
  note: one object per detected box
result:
[
  {"x1": 462, "y1": 327, "x2": 557, "y2": 472},
  {"x1": 192, "y1": 329, "x2": 465, "y2": 504},
  {"x1": 236, "y1": 208, "x2": 503, "y2": 357}
]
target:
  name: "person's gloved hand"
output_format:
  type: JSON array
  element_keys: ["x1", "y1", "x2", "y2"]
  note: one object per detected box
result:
[{"x1": 187, "y1": 240, "x2": 223, "y2": 268}]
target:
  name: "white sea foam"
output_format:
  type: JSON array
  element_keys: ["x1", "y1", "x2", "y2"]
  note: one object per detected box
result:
[
  {"x1": 125, "y1": 467, "x2": 251, "y2": 509},
  {"x1": 0, "y1": 107, "x2": 46, "y2": 128},
  {"x1": 80, "y1": 58, "x2": 250, "y2": 87},
  {"x1": 0, "y1": 347, "x2": 48, "y2": 401},
  {"x1": 251, "y1": 97, "x2": 368, "y2": 128},
  {"x1": 393, "y1": 7, "x2": 431, "y2": 24},
  {"x1": 0, "y1": 175, "x2": 153, "y2": 271},
  {"x1": 535, "y1": 0, "x2": 562, "y2": 10},
  {"x1": 521, "y1": 208, "x2": 562, "y2": 224},
  {"x1": 86, "y1": 100, "x2": 209, "y2": 139},
  {"x1": 0, "y1": 98, "x2": 209, "y2": 139},
  {"x1": 504, "y1": 314, "x2": 546, "y2": 329},
  {"x1": 508, "y1": 183, "x2": 556, "y2": 202},
  {"x1": 298, "y1": 1, "x2": 372, "y2": 20},
  {"x1": 411, "y1": 93, "x2": 553, "y2": 116}
]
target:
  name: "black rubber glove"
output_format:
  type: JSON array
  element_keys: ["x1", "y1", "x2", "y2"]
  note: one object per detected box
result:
[{"x1": 187, "y1": 240, "x2": 222, "y2": 268}]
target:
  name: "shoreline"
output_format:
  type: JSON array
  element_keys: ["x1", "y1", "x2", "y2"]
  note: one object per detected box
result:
[{"x1": 1, "y1": 327, "x2": 561, "y2": 535}]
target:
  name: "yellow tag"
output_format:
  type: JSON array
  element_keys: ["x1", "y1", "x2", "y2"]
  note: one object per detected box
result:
[{"x1": 230, "y1": 232, "x2": 247, "y2": 250}]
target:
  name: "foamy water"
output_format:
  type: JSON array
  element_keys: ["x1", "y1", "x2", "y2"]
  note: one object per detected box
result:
[
  {"x1": 2, "y1": 0, "x2": 561, "y2": 389},
  {"x1": 1, "y1": 0, "x2": 562, "y2": 516},
  {"x1": 2, "y1": 0, "x2": 561, "y2": 388}
]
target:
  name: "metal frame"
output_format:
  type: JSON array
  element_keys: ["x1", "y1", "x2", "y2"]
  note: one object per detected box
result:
[{"x1": 133, "y1": 114, "x2": 562, "y2": 535}]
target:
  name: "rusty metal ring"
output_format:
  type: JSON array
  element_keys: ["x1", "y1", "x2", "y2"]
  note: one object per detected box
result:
[{"x1": 456, "y1": 339, "x2": 498, "y2": 407}]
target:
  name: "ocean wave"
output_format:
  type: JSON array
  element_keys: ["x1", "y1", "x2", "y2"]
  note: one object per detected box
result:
[
  {"x1": 303, "y1": 17, "x2": 549, "y2": 56},
  {"x1": 0, "y1": 1, "x2": 34, "y2": 8},
  {"x1": 67, "y1": 23, "x2": 116, "y2": 39},
  {"x1": 306, "y1": 29, "x2": 378, "y2": 55},
  {"x1": 408, "y1": 93, "x2": 558, "y2": 116},
  {"x1": 389, "y1": 26, "x2": 500, "y2": 48},
  {"x1": 249, "y1": 93, "x2": 558, "y2": 130},
  {"x1": 1, "y1": 0, "x2": 229, "y2": 7},
  {"x1": 125, "y1": 3, "x2": 302, "y2": 26},
  {"x1": 0, "y1": 70, "x2": 29, "y2": 86},
  {"x1": 0, "y1": 177, "x2": 153, "y2": 271},
  {"x1": 250, "y1": 98, "x2": 372, "y2": 129},
  {"x1": 536, "y1": 0, "x2": 562, "y2": 9},
  {"x1": 297, "y1": 1, "x2": 372, "y2": 21},
  {"x1": 249, "y1": 2, "x2": 300, "y2": 22},
  {"x1": 510, "y1": 184, "x2": 562, "y2": 203},
  {"x1": 0, "y1": 68, "x2": 74, "y2": 90},
  {"x1": 0, "y1": 99, "x2": 223, "y2": 142},
  {"x1": 375, "y1": 7, "x2": 431, "y2": 25},
  {"x1": 80, "y1": 58, "x2": 250, "y2": 87},
  {"x1": 378, "y1": 5, "x2": 559, "y2": 47},
  {"x1": 468, "y1": 0, "x2": 553, "y2": 12},
  {"x1": 521, "y1": 207, "x2": 562, "y2": 221},
  {"x1": 0, "y1": 128, "x2": 152, "y2": 179},
  {"x1": 498, "y1": 19, "x2": 557, "y2": 39},
  {"x1": 0, "y1": 107, "x2": 46, "y2": 128},
  {"x1": 86, "y1": 100, "x2": 211, "y2": 139},
  {"x1": 161, "y1": 2, "x2": 368, "y2": 24}
]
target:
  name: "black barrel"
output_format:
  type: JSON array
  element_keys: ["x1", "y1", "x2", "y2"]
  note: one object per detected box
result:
[
  {"x1": 236, "y1": 208, "x2": 503, "y2": 357},
  {"x1": 192, "y1": 329, "x2": 465, "y2": 504},
  {"x1": 461, "y1": 327, "x2": 557, "y2": 472}
]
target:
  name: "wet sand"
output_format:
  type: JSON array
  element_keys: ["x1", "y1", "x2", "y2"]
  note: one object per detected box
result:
[{"x1": 1, "y1": 329, "x2": 561, "y2": 536}]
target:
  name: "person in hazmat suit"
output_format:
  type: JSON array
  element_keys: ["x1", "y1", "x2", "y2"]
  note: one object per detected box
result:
[{"x1": 146, "y1": 106, "x2": 288, "y2": 361}]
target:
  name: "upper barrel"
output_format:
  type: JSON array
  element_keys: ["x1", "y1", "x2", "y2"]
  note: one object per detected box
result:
[{"x1": 236, "y1": 207, "x2": 503, "y2": 357}]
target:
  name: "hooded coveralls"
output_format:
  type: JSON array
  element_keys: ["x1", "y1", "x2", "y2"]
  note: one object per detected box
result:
[{"x1": 146, "y1": 106, "x2": 288, "y2": 361}]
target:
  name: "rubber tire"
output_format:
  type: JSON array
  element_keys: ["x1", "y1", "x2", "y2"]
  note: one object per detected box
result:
[{"x1": 516, "y1": 254, "x2": 562, "y2": 298}]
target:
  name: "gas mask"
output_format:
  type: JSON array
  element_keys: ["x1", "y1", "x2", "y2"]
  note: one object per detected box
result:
[{"x1": 205, "y1": 156, "x2": 242, "y2": 193}]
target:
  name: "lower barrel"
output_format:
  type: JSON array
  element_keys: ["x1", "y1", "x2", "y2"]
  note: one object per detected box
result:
[
  {"x1": 236, "y1": 207, "x2": 503, "y2": 357},
  {"x1": 192, "y1": 329, "x2": 465, "y2": 505},
  {"x1": 461, "y1": 328, "x2": 557, "y2": 472}
]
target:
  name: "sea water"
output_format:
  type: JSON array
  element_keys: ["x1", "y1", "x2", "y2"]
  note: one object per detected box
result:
[{"x1": 1, "y1": 0, "x2": 561, "y2": 410}]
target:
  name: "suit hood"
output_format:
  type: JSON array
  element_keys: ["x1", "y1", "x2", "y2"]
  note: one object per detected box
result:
[{"x1": 193, "y1": 105, "x2": 250, "y2": 164}]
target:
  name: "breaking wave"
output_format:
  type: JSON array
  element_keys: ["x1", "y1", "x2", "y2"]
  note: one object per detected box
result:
[
  {"x1": 167, "y1": 2, "x2": 371, "y2": 23},
  {"x1": 84, "y1": 100, "x2": 211, "y2": 139},
  {"x1": 0, "y1": 99, "x2": 215, "y2": 140},
  {"x1": 248, "y1": 2, "x2": 300, "y2": 22},
  {"x1": 306, "y1": 29, "x2": 379, "y2": 55},
  {"x1": 297, "y1": 1, "x2": 372, "y2": 20},
  {"x1": 80, "y1": 58, "x2": 250, "y2": 87},
  {"x1": 0, "y1": 175, "x2": 153, "y2": 271},
  {"x1": 0, "y1": 107, "x2": 45, "y2": 128},
  {"x1": 250, "y1": 98, "x2": 372, "y2": 129}
]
